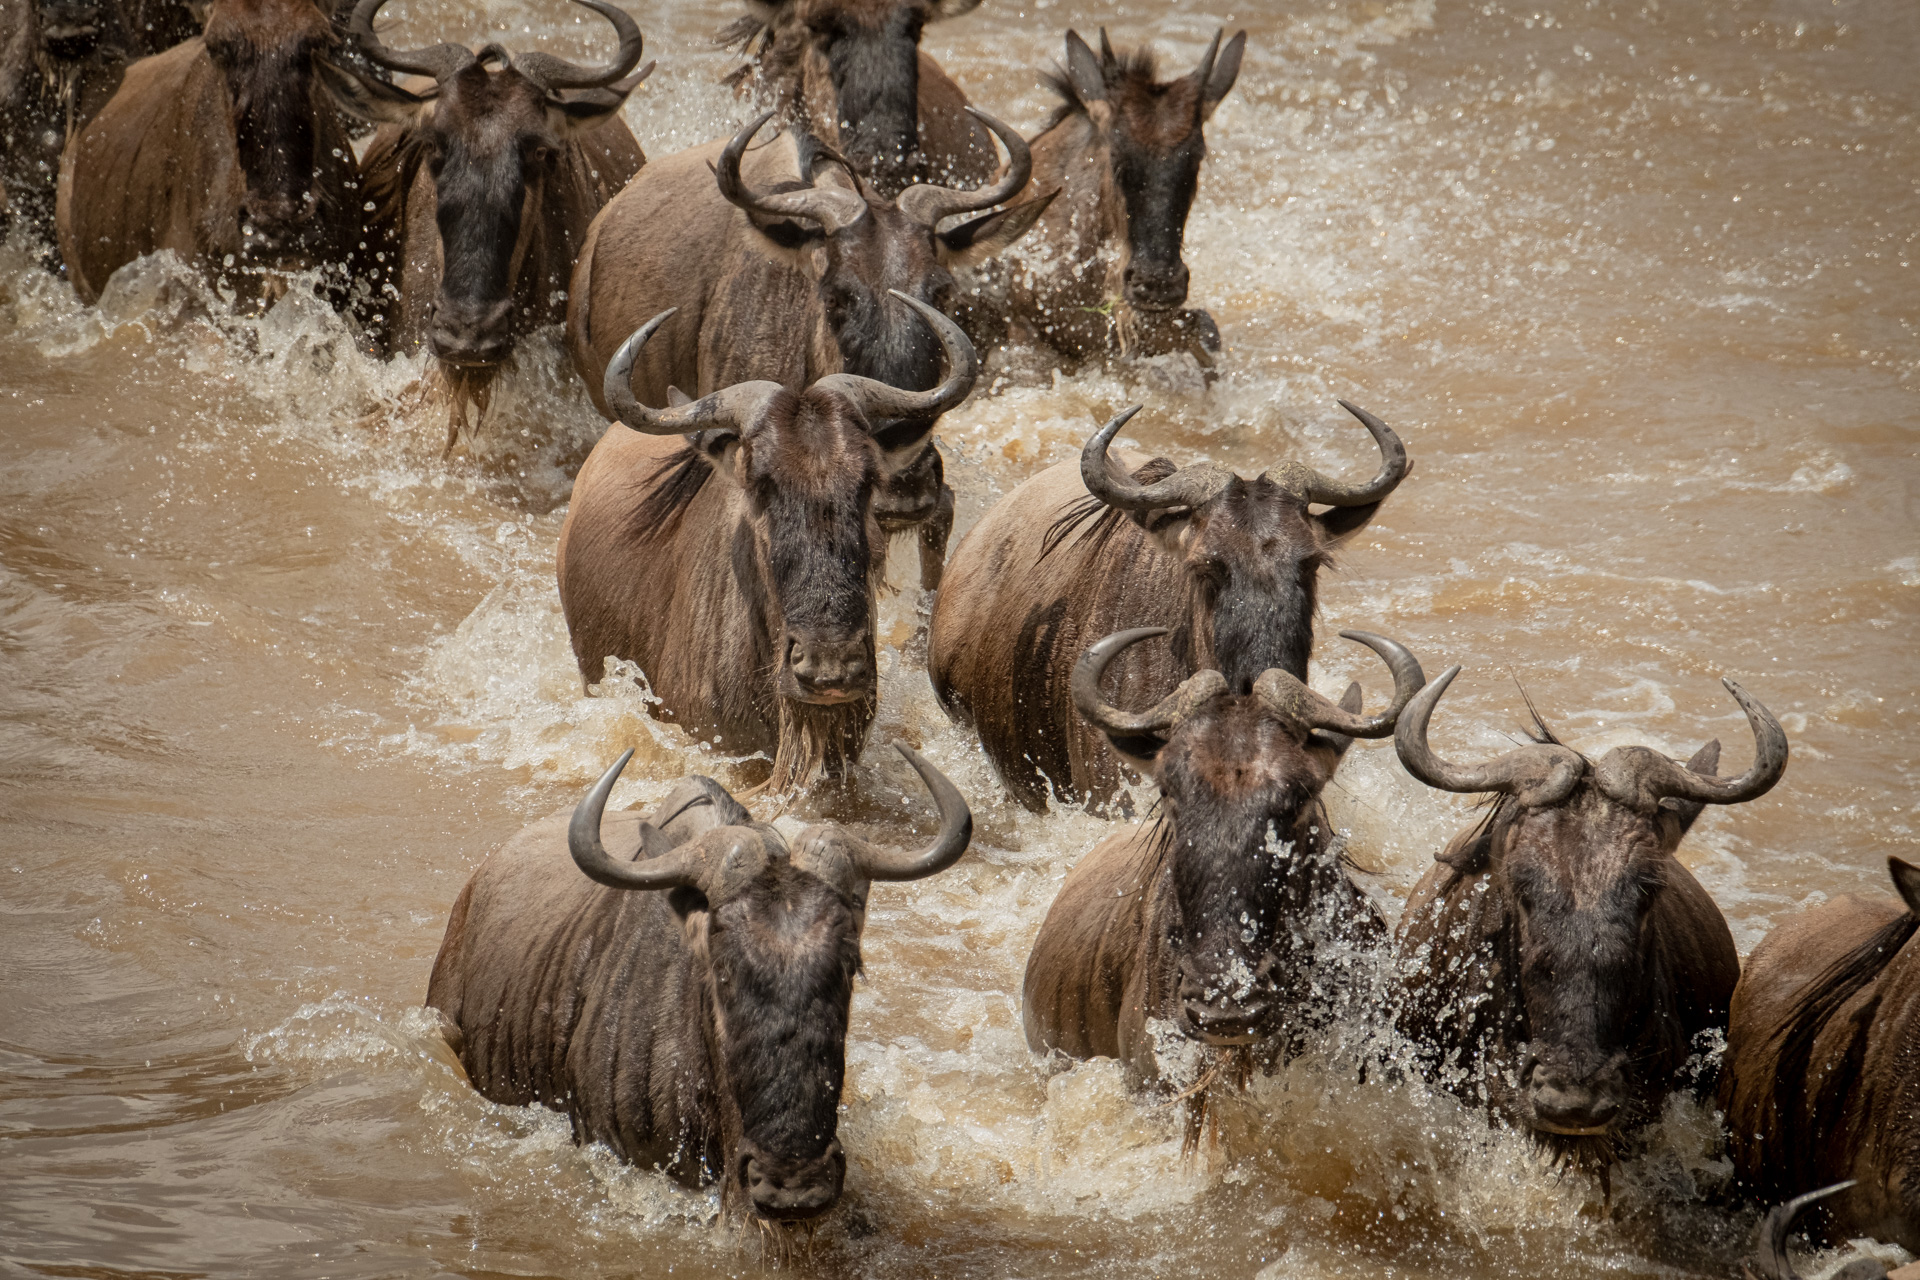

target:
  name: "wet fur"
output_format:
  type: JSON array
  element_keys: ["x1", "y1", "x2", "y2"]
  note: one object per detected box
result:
[{"x1": 1719, "y1": 869, "x2": 1920, "y2": 1251}]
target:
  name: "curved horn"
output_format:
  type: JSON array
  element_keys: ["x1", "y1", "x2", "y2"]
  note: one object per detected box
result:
[
  {"x1": 603, "y1": 309, "x2": 782, "y2": 435},
  {"x1": 810, "y1": 292, "x2": 978, "y2": 424},
  {"x1": 716, "y1": 112, "x2": 869, "y2": 235},
  {"x1": 1394, "y1": 666, "x2": 1586, "y2": 805},
  {"x1": 1251, "y1": 630, "x2": 1425, "y2": 739},
  {"x1": 568, "y1": 750, "x2": 707, "y2": 891},
  {"x1": 512, "y1": 0, "x2": 645, "y2": 91},
  {"x1": 1749, "y1": 1182, "x2": 1861, "y2": 1280},
  {"x1": 1265, "y1": 400, "x2": 1409, "y2": 507},
  {"x1": 1079, "y1": 407, "x2": 1235, "y2": 513},
  {"x1": 351, "y1": 0, "x2": 475, "y2": 80},
  {"x1": 896, "y1": 108, "x2": 1033, "y2": 227},
  {"x1": 846, "y1": 745, "x2": 974, "y2": 882},
  {"x1": 1596, "y1": 678, "x2": 1789, "y2": 810},
  {"x1": 1070, "y1": 627, "x2": 1228, "y2": 737}
]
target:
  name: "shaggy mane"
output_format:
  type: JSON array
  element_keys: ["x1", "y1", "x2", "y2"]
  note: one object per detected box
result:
[
  {"x1": 1039, "y1": 42, "x2": 1163, "y2": 132},
  {"x1": 1038, "y1": 455, "x2": 1177, "y2": 561},
  {"x1": 627, "y1": 446, "x2": 716, "y2": 544}
]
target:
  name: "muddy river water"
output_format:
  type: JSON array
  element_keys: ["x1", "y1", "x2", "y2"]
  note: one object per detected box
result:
[{"x1": 2, "y1": 0, "x2": 1915, "y2": 1276}]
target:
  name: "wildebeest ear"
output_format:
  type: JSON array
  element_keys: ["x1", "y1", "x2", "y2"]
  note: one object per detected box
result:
[
  {"x1": 1891, "y1": 856, "x2": 1920, "y2": 918},
  {"x1": 1199, "y1": 31, "x2": 1247, "y2": 121},
  {"x1": 315, "y1": 57, "x2": 435, "y2": 127},
  {"x1": 1063, "y1": 30, "x2": 1106, "y2": 103},
  {"x1": 937, "y1": 190, "x2": 1058, "y2": 268},
  {"x1": 548, "y1": 61, "x2": 655, "y2": 131},
  {"x1": 689, "y1": 426, "x2": 742, "y2": 479},
  {"x1": 1101, "y1": 731, "x2": 1167, "y2": 772},
  {"x1": 930, "y1": 0, "x2": 982, "y2": 19},
  {"x1": 1306, "y1": 682, "x2": 1366, "y2": 764},
  {"x1": 1312, "y1": 498, "x2": 1383, "y2": 545},
  {"x1": 1658, "y1": 738, "x2": 1721, "y2": 835}
]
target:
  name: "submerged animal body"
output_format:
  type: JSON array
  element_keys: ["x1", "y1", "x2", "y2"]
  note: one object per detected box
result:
[
  {"x1": 57, "y1": 0, "x2": 362, "y2": 303},
  {"x1": 717, "y1": 0, "x2": 996, "y2": 196},
  {"x1": 928, "y1": 401, "x2": 1407, "y2": 811},
  {"x1": 568, "y1": 110, "x2": 1048, "y2": 590},
  {"x1": 321, "y1": 0, "x2": 647, "y2": 428},
  {"x1": 1004, "y1": 28, "x2": 1244, "y2": 362},
  {"x1": 557, "y1": 295, "x2": 976, "y2": 793},
  {"x1": 1719, "y1": 855, "x2": 1920, "y2": 1253},
  {"x1": 1022, "y1": 627, "x2": 1423, "y2": 1085},
  {"x1": 427, "y1": 744, "x2": 973, "y2": 1222},
  {"x1": 1392, "y1": 669, "x2": 1784, "y2": 1167}
]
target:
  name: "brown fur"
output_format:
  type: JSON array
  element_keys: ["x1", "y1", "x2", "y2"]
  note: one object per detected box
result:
[
  {"x1": 56, "y1": 0, "x2": 359, "y2": 303},
  {"x1": 1719, "y1": 860, "x2": 1920, "y2": 1252}
]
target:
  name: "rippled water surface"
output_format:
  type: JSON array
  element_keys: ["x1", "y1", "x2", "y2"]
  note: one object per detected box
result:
[{"x1": 2, "y1": 0, "x2": 1915, "y2": 1276}]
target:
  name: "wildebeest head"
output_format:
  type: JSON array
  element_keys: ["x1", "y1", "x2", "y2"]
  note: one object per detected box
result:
[
  {"x1": 718, "y1": 111, "x2": 1051, "y2": 409},
  {"x1": 319, "y1": 0, "x2": 649, "y2": 368},
  {"x1": 199, "y1": 0, "x2": 343, "y2": 260},
  {"x1": 604, "y1": 292, "x2": 975, "y2": 783},
  {"x1": 1075, "y1": 402, "x2": 1408, "y2": 694},
  {"x1": 723, "y1": 0, "x2": 981, "y2": 193},
  {"x1": 33, "y1": 0, "x2": 111, "y2": 59},
  {"x1": 1396, "y1": 668, "x2": 1789, "y2": 1138},
  {"x1": 1074, "y1": 627, "x2": 1424, "y2": 1047},
  {"x1": 1047, "y1": 27, "x2": 1243, "y2": 312},
  {"x1": 568, "y1": 743, "x2": 972, "y2": 1219}
]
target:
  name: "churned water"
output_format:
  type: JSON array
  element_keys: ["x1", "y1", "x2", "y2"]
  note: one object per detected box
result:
[{"x1": 1, "y1": 0, "x2": 1914, "y2": 1276}]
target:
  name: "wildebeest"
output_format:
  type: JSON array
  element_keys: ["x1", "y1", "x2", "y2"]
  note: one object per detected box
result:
[
  {"x1": 928, "y1": 400, "x2": 1407, "y2": 812},
  {"x1": 558, "y1": 293, "x2": 976, "y2": 793},
  {"x1": 0, "y1": 0, "x2": 198, "y2": 250},
  {"x1": 57, "y1": 0, "x2": 362, "y2": 304},
  {"x1": 1004, "y1": 27, "x2": 1245, "y2": 363},
  {"x1": 568, "y1": 109, "x2": 1049, "y2": 591},
  {"x1": 1392, "y1": 668, "x2": 1785, "y2": 1173},
  {"x1": 716, "y1": 0, "x2": 996, "y2": 196},
  {"x1": 1718, "y1": 854, "x2": 1920, "y2": 1253},
  {"x1": 427, "y1": 742, "x2": 973, "y2": 1222},
  {"x1": 1022, "y1": 626, "x2": 1423, "y2": 1094},
  {"x1": 318, "y1": 0, "x2": 648, "y2": 439}
]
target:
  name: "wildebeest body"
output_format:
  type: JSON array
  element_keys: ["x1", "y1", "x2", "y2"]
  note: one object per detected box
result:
[
  {"x1": 57, "y1": 0, "x2": 360, "y2": 303},
  {"x1": 1718, "y1": 858, "x2": 1920, "y2": 1252}
]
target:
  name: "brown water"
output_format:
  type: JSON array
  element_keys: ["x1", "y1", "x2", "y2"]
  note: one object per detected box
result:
[{"x1": 2, "y1": 1, "x2": 1915, "y2": 1276}]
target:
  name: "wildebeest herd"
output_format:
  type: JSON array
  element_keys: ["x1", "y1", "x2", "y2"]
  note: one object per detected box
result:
[{"x1": 11, "y1": 0, "x2": 1915, "y2": 1272}]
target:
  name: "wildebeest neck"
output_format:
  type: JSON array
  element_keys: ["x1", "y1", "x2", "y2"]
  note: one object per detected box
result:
[
  {"x1": 706, "y1": 865, "x2": 859, "y2": 1219},
  {"x1": 820, "y1": 10, "x2": 923, "y2": 193}
]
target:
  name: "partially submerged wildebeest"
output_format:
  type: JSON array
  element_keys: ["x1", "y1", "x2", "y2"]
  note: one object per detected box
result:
[
  {"x1": 427, "y1": 743, "x2": 973, "y2": 1222},
  {"x1": 0, "y1": 0, "x2": 199, "y2": 250},
  {"x1": 1718, "y1": 854, "x2": 1920, "y2": 1253},
  {"x1": 929, "y1": 400, "x2": 1407, "y2": 811},
  {"x1": 568, "y1": 110, "x2": 1049, "y2": 590},
  {"x1": 1005, "y1": 27, "x2": 1245, "y2": 364},
  {"x1": 318, "y1": 0, "x2": 648, "y2": 442},
  {"x1": 1023, "y1": 626, "x2": 1423, "y2": 1101},
  {"x1": 57, "y1": 0, "x2": 363, "y2": 303},
  {"x1": 716, "y1": 0, "x2": 996, "y2": 195},
  {"x1": 558, "y1": 293, "x2": 976, "y2": 793},
  {"x1": 1392, "y1": 668, "x2": 1784, "y2": 1176}
]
